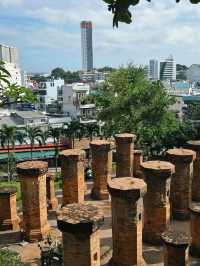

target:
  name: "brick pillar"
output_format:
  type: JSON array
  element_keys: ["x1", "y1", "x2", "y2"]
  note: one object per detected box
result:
[
  {"x1": 60, "y1": 149, "x2": 85, "y2": 205},
  {"x1": 133, "y1": 150, "x2": 143, "y2": 178},
  {"x1": 16, "y1": 161, "x2": 50, "y2": 242},
  {"x1": 108, "y1": 177, "x2": 147, "y2": 266},
  {"x1": 0, "y1": 187, "x2": 20, "y2": 231},
  {"x1": 186, "y1": 140, "x2": 200, "y2": 202},
  {"x1": 57, "y1": 203, "x2": 104, "y2": 266},
  {"x1": 90, "y1": 140, "x2": 112, "y2": 200},
  {"x1": 46, "y1": 172, "x2": 58, "y2": 210},
  {"x1": 166, "y1": 148, "x2": 196, "y2": 220},
  {"x1": 190, "y1": 202, "x2": 200, "y2": 257},
  {"x1": 141, "y1": 161, "x2": 175, "y2": 245},
  {"x1": 161, "y1": 230, "x2": 190, "y2": 266},
  {"x1": 115, "y1": 133, "x2": 136, "y2": 178}
]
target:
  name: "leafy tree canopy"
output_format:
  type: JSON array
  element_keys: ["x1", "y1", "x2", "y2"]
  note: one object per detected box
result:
[
  {"x1": 184, "y1": 101, "x2": 200, "y2": 120},
  {"x1": 0, "y1": 61, "x2": 37, "y2": 106},
  {"x1": 102, "y1": 0, "x2": 200, "y2": 27},
  {"x1": 51, "y1": 68, "x2": 66, "y2": 79},
  {"x1": 93, "y1": 64, "x2": 196, "y2": 154}
]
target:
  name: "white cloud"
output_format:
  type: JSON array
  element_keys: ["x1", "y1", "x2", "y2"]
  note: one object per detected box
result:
[
  {"x1": 0, "y1": 0, "x2": 23, "y2": 7},
  {"x1": 0, "y1": 0, "x2": 200, "y2": 70}
]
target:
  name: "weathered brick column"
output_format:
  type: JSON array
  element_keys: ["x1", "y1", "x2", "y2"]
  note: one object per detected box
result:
[
  {"x1": 108, "y1": 177, "x2": 147, "y2": 266},
  {"x1": 133, "y1": 150, "x2": 143, "y2": 179},
  {"x1": 57, "y1": 203, "x2": 104, "y2": 266},
  {"x1": 90, "y1": 140, "x2": 112, "y2": 200},
  {"x1": 115, "y1": 133, "x2": 136, "y2": 177},
  {"x1": 46, "y1": 172, "x2": 58, "y2": 210},
  {"x1": 0, "y1": 187, "x2": 20, "y2": 231},
  {"x1": 166, "y1": 148, "x2": 196, "y2": 220},
  {"x1": 161, "y1": 231, "x2": 190, "y2": 266},
  {"x1": 186, "y1": 140, "x2": 200, "y2": 202},
  {"x1": 17, "y1": 161, "x2": 50, "y2": 242},
  {"x1": 190, "y1": 202, "x2": 200, "y2": 257},
  {"x1": 60, "y1": 149, "x2": 85, "y2": 205},
  {"x1": 141, "y1": 161, "x2": 175, "y2": 245}
]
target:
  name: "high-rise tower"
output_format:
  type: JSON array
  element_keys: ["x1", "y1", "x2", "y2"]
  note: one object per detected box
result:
[
  {"x1": 160, "y1": 55, "x2": 176, "y2": 81},
  {"x1": 81, "y1": 21, "x2": 93, "y2": 72},
  {"x1": 149, "y1": 59, "x2": 158, "y2": 80}
]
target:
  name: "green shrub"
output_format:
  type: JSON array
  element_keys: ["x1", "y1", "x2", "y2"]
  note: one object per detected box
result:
[{"x1": 0, "y1": 249, "x2": 26, "y2": 266}]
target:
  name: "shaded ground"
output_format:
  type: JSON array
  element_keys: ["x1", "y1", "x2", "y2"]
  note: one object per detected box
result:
[{"x1": 1, "y1": 181, "x2": 200, "y2": 266}]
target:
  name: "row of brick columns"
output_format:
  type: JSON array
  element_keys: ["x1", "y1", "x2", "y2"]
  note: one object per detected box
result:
[{"x1": 2, "y1": 133, "x2": 200, "y2": 265}]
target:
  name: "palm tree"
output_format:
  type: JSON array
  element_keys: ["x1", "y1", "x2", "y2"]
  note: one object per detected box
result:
[
  {"x1": 62, "y1": 120, "x2": 83, "y2": 148},
  {"x1": 25, "y1": 126, "x2": 44, "y2": 159},
  {"x1": 47, "y1": 127, "x2": 61, "y2": 173},
  {"x1": 0, "y1": 125, "x2": 24, "y2": 181},
  {"x1": 86, "y1": 123, "x2": 100, "y2": 141}
]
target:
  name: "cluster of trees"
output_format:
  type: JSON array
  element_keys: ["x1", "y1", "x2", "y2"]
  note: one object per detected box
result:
[
  {"x1": 0, "y1": 61, "x2": 36, "y2": 107},
  {"x1": 102, "y1": 0, "x2": 200, "y2": 27},
  {"x1": 176, "y1": 64, "x2": 188, "y2": 80},
  {"x1": 92, "y1": 64, "x2": 198, "y2": 156},
  {"x1": 31, "y1": 66, "x2": 116, "y2": 85},
  {"x1": 0, "y1": 121, "x2": 100, "y2": 180},
  {"x1": 51, "y1": 68, "x2": 81, "y2": 83}
]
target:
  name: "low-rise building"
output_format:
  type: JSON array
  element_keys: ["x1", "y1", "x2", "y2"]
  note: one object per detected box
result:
[
  {"x1": 31, "y1": 78, "x2": 64, "y2": 111},
  {"x1": 58, "y1": 83, "x2": 90, "y2": 118}
]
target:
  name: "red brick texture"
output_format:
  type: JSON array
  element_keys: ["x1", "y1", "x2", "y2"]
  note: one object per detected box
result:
[
  {"x1": 0, "y1": 187, "x2": 20, "y2": 231},
  {"x1": 115, "y1": 133, "x2": 136, "y2": 177},
  {"x1": 133, "y1": 150, "x2": 143, "y2": 179},
  {"x1": 190, "y1": 202, "x2": 200, "y2": 257},
  {"x1": 90, "y1": 140, "x2": 112, "y2": 200},
  {"x1": 162, "y1": 231, "x2": 190, "y2": 266},
  {"x1": 17, "y1": 161, "x2": 50, "y2": 242},
  {"x1": 108, "y1": 177, "x2": 147, "y2": 266},
  {"x1": 60, "y1": 149, "x2": 85, "y2": 205},
  {"x1": 166, "y1": 148, "x2": 196, "y2": 220},
  {"x1": 57, "y1": 203, "x2": 104, "y2": 266},
  {"x1": 186, "y1": 141, "x2": 200, "y2": 202},
  {"x1": 141, "y1": 161, "x2": 175, "y2": 245},
  {"x1": 46, "y1": 172, "x2": 58, "y2": 210}
]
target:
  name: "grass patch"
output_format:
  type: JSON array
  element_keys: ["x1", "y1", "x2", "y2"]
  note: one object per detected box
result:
[{"x1": 0, "y1": 181, "x2": 21, "y2": 203}]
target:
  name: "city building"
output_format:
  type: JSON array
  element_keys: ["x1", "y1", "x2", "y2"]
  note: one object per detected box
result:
[
  {"x1": 160, "y1": 55, "x2": 176, "y2": 81},
  {"x1": 149, "y1": 59, "x2": 159, "y2": 80},
  {"x1": 0, "y1": 44, "x2": 21, "y2": 86},
  {"x1": 58, "y1": 83, "x2": 92, "y2": 119},
  {"x1": 144, "y1": 65, "x2": 149, "y2": 80},
  {"x1": 81, "y1": 21, "x2": 93, "y2": 72},
  {"x1": 31, "y1": 79, "x2": 64, "y2": 111},
  {"x1": 186, "y1": 64, "x2": 200, "y2": 82},
  {"x1": 79, "y1": 103, "x2": 96, "y2": 123},
  {"x1": 80, "y1": 71, "x2": 107, "y2": 82}
]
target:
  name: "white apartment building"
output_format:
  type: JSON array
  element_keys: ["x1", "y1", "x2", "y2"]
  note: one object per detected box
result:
[
  {"x1": 32, "y1": 78, "x2": 64, "y2": 111},
  {"x1": 0, "y1": 44, "x2": 21, "y2": 86},
  {"x1": 160, "y1": 55, "x2": 176, "y2": 81},
  {"x1": 58, "y1": 83, "x2": 90, "y2": 118}
]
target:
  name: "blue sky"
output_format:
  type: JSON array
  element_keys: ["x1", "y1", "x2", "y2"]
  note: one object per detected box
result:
[{"x1": 0, "y1": 0, "x2": 200, "y2": 72}]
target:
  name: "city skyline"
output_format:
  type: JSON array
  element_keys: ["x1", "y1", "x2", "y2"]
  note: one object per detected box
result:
[{"x1": 0, "y1": 0, "x2": 200, "y2": 72}]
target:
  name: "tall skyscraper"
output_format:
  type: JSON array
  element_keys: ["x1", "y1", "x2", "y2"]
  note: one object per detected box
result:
[
  {"x1": 149, "y1": 59, "x2": 158, "y2": 80},
  {"x1": 81, "y1": 21, "x2": 93, "y2": 72},
  {"x1": 160, "y1": 55, "x2": 176, "y2": 81}
]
